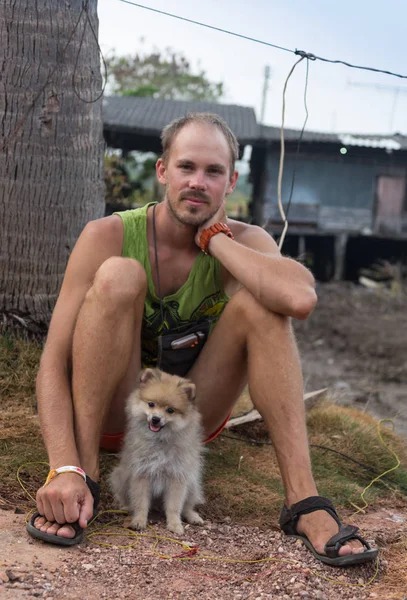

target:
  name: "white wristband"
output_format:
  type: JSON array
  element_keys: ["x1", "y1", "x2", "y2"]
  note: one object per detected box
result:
[{"x1": 44, "y1": 465, "x2": 87, "y2": 487}]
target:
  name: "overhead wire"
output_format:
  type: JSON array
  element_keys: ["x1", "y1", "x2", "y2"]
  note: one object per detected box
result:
[
  {"x1": 4, "y1": 0, "x2": 404, "y2": 220},
  {"x1": 5, "y1": 6, "x2": 401, "y2": 587},
  {"x1": 117, "y1": 1, "x2": 406, "y2": 250},
  {"x1": 117, "y1": 0, "x2": 407, "y2": 80},
  {"x1": 297, "y1": 49, "x2": 407, "y2": 79},
  {"x1": 275, "y1": 56, "x2": 310, "y2": 249},
  {"x1": 117, "y1": 0, "x2": 294, "y2": 55},
  {"x1": 275, "y1": 57, "x2": 303, "y2": 248},
  {"x1": 283, "y1": 58, "x2": 310, "y2": 235}
]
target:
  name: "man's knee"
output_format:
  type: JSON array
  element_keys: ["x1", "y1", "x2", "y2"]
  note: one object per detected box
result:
[
  {"x1": 86, "y1": 257, "x2": 147, "y2": 311},
  {"x1": 225, "y1": 288, "x2": 290, "y2": 332}
]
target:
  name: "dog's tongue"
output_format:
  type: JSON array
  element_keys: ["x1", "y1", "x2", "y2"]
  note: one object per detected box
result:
[{"x1": 149, "y1": 422, "x2": 161, "y2": 432}]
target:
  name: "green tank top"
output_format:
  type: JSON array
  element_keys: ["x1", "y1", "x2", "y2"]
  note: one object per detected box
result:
[{"x1": 115, "y1": 202, "x2": 229, "y2": 367}]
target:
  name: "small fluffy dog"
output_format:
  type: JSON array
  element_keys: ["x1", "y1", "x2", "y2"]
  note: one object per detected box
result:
[{"x1": 109, "y1": 368, "x2": 205, "y2": 535}]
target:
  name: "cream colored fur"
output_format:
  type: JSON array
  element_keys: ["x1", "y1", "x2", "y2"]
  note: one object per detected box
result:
[{"x1": 109, "y1": 368, "x2": 205, "y2": 535}]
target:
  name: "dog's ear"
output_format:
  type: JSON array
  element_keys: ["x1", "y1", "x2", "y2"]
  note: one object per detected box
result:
[
  {"x1": 178, "y1": 381, "x2": 196, "y2": 402},
  {"x1": 139, "y1": 368, "x2": 161, "y2": 384}
]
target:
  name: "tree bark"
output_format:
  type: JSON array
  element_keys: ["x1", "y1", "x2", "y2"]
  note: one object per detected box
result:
[{"x1": 0, "y1": 0, "x2": 105, "y2": 335}]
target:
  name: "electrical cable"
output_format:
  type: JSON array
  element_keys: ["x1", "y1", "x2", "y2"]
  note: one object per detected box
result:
[
  {"x1": 118, "y1": 0, "x2": 407, "y2": 80},
  {"x1": 72, "y1": 2, "x2": 108, "y2": 103},
  {"x1": 1, "y1": 4, "x2": 86, "y2": 152},
  {"x1": 219, "y1": 433, "x2": 407, "y2": 494},
  {"x1": 284, "y1": 58, "x2": 310, "y2": 227},
  {"x1": 16, "y1": 465, "x2": 380, "y2": 588},
  {"x1": 275, "y1": 56, "x2": 310, "y2": 249},
  {"x1": 117, "y1": 0, "x2": 293, "y2": 55},
  {"x1": 297, "y1": 49, "x2": 407, "y2": 79},
  {"x1": 116, "y1": 0, "x2": 407, "y2": 251},
  {"x1": 275, "y1": 56, "x2": 305, "y2": 249},
  {"x1": 1, "y1": 0, "x2": 105, "y2": 152}
]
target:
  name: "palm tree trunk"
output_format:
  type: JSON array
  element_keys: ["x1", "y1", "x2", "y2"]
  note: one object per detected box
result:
[{"x1": 0, "y1": 0, "x2": 105, "y2": 335}]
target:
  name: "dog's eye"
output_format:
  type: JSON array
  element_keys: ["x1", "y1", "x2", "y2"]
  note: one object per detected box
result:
[
  {"x1": 148, "y1": 402, "x2": 155, "y2": 408},
  {"x1": 166, "y1": 407, "x2": 175, "y2": 414}
]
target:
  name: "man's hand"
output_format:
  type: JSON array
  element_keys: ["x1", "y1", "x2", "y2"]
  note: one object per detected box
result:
[
  {"x1": 195, "y1": 200, "x2": 228, "y2": 249},
  {"x1": 35, "y1": 473, "x2": 94, "y2": 534}
]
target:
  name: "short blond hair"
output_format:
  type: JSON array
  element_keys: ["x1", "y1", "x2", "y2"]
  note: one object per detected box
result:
[{"x1": 161, "y1": 112, "x2": 239, "y2": 173}]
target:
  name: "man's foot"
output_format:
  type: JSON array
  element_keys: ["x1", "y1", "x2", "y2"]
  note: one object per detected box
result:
[
  {"x1": 32, "y1": 517, "x2": 77, "y2": 539},
  {"x1": 279, "y1": 496, "x2": 378, "y2": 566},
  {"x1": 27, "y1": 511, "x2": 85, "y2": 546},
  {"x1": 296, "y1": 509, "x2": 364, "y2": 556},
  {"x1": 26, "y1": 476, "x2": 100, "y2": 546}
]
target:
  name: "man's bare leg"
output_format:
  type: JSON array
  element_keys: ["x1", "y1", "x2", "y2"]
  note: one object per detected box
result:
[
  {"x1": 72, "y1": 258, "x2": 146, "y2": 479},
  {"x1": 35, "y1": 257, "x2": 146, "y2": 538},
  {"x1": 189, "y1": 288, "x2": 363, "y2": 556}
]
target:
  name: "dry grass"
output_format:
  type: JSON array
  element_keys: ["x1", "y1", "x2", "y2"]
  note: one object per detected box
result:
[
  {"x1": 202, "y1": 436, "x2": 283, "y2": 527},
  {"x1": 2, "y1": 334, "x2": 407, "y2": 596},
  {"x1": 1, "y1": 334, "x2": 407, "y2": 529},
  {"x1": 0, "y1": 335, "x2": 45, "y2": 509},
  {"x1": 372, "y1": 539, "x2": 407, "y2": 599},
  {"x1": 307, "y1": 403, "x2": 407, "y2": 507},
  {"x1": 0, "y1": 334, "x2": 42, "y2": 407}
]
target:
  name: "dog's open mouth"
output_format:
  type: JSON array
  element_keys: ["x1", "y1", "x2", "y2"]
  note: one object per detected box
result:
[{"x1": 149, "y1": 422, "x2": 163, "y2": 432}]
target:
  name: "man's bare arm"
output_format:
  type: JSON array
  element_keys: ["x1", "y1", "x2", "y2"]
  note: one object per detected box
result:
[
  {"x1": 37, "y1": 215, "x2": 123, "y2": 469},
  {"x1": 199, "y1": 218, "x2": 317, "y2": 320}
]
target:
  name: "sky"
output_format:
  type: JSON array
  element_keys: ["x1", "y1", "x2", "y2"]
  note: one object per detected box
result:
[{"x1": 97, "y1": 0, "x2": 407, "y2": 136}]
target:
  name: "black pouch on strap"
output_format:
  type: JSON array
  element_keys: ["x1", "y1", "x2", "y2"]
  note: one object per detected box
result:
[{"x1": 157, "y1": 319, "x2": 211, "y2": 377}]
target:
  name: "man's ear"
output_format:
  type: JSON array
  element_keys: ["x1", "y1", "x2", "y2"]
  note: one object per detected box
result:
[
  {"x1": 140, "y1": 368, "x2": 161, "y2": 385},
  {"x1": 156, "y1": 158, "x2": 167, "y2": 185},
  {"x1": 226, "y1": 170, "x2": 239, "y2": 196},
  {"x1": 178, "y1": 380, "x2": 196, "y2": 402}
]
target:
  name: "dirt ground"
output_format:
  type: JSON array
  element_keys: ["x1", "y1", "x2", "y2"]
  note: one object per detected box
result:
[
  {"x1": 1, "y1": 281, "x2": 407, "y2": 599},
  {"x1": 1, "y1": 505, "x2": 407, "y2": 600},
  {"x1": 295, "y1": 282, "x2": 407, "y2": 438}
]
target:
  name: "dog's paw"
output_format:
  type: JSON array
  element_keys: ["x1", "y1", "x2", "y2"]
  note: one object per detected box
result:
[
  {"x1": 167, "y1": 520, "x2": 184, "y2": 536},
  {"x1": 130, "y1": 517, "x2": 147, "y2": 531},
  {"x1": 184, "y1": 510, "x2": 204, "y2": 526}
]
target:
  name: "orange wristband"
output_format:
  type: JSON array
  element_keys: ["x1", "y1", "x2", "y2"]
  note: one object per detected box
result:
[{"x1": 199, "y1": 223, "x2": 234, "y2": 254}]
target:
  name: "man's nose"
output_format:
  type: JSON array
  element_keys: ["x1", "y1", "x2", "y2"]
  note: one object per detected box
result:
[{"x1": 188, "y1": 172, "x2": 207, "y2": 190}]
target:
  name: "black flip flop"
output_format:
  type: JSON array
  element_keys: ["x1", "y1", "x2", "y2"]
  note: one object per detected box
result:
[
  {"x1": 26, "y1": 475, "x2": 100, "y2": 547},
  {"x1": 279, "y1": 496, "x2": 378, "y2": 567}
]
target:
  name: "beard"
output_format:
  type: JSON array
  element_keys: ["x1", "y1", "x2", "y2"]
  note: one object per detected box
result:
[{"x1": 166, "y1": 188, "x2": 220, "y2": 227}]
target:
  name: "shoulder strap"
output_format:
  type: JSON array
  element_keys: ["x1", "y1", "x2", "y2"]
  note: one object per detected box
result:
[{"x1": 152, "y1": 203, "x2": 165, "y2": 331}]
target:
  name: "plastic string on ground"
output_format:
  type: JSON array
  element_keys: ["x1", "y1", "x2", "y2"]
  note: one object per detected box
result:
[
  {"x1": 349, "y1": 419, "x2": 402, "y2": 517},
  {"x1": 220, "y1": 418, "x2": 406, "y2": 495},
  {"x1": 16, "y1": 462, "x2": 381, "y2": 589}
]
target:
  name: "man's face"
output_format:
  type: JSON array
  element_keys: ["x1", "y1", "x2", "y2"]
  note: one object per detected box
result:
[{"x1": 156, "y1": 123, "x2": 238, "y2": 227}]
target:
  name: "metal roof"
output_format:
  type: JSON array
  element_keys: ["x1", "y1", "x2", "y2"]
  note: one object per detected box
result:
[
  {"x1": 102, "y1": 96, "x2": 407, "y2": 153},
  {"x1": 103, "y1": 96, "x2": 259, "y2": 145},
  {"x1": 258, "y1": 125, "x2": 407, "y2": 150}
]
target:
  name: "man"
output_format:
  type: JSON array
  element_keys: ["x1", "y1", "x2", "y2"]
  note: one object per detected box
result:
[{"x1": 27, "y1": 113, "x2": 376, "y2": 566}]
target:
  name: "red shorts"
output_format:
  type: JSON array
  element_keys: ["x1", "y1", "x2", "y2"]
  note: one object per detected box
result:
[{"x1": 100, "y1": 413, "x2": 231, "y2": 452}]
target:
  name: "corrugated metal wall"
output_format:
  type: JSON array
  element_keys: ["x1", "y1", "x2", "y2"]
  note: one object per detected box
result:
[{"x1": 263, "y1": 153, "x2": 407, "y2": 233}]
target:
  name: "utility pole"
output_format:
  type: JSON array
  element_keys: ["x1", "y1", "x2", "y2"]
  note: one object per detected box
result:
[
  {"x1": 260, "y1": 65, "x2": 271, "y2": 124},
  {"x1": 348, "y1": 80, "x2": 407, "y2": 132}
]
